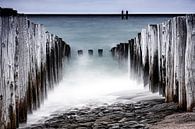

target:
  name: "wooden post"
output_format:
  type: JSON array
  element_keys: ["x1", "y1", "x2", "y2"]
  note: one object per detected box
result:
[
  {"x1": 185, "y1": 14, "x2": 195, "y2": 111},
  {"x1": 78, "y1": 50, "x2": 83, "y2": 55},
  {"x1": 88, "y1": 49, "x2": 93, "y2": 55},
  {"x1": 98, "y1": 49, "x2": 103, "y2": 57}
]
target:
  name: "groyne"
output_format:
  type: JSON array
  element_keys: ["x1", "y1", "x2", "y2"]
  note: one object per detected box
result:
[
  {"x1": 0, "y1": 8, "x2": 71, "y2": 129},
  {"x1": 111, "y1": 15, "x2": 195, "y2": 111}
]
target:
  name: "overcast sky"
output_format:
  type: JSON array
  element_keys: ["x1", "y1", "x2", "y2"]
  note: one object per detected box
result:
[{"x1": 1, "y1": 0, "x2": 195, "y2": 14}]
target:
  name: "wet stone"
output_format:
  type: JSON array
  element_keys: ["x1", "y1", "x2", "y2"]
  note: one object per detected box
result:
[
  {"x1": 25, "y1": 98, "x2": 181, "y2": 129},
  {"x1": 108, "y1": 123, "x2": 120, "y2": 129}
]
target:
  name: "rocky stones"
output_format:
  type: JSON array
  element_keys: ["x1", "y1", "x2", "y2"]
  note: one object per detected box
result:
[{"x1": 25, "y1": 99, "x2": 180, "y2": 129}]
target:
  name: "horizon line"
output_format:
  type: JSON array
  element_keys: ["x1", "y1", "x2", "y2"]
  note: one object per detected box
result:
[
  {"x1": 23, "y1": 12, "x2": 195, "y2": 15},
  {"x1": 23, "y1": 12, "x2": 194, "y2": 16},
  {"x1": 20, "y1": 11, "x2": 195, "y2": 15}
]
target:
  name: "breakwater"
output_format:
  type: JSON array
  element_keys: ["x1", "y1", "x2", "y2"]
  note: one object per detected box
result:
[
  {"x1": 111, "y1": 15, "x2": 195, "y2": 111},
  {"x1": 0, "y1": 8, "x2": 71, "y2": 129}
]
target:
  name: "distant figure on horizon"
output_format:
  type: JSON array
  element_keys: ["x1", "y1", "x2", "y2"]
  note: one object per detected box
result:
[
  {"x1": 126, "y1": 10, "x2": 128, "y2": 20},
  {"x1": 121, "y1": 10, "x2": 124, "y2": 20},
  {"x1": 121, "y1": 10, "x2": 128, "y2": 20}
]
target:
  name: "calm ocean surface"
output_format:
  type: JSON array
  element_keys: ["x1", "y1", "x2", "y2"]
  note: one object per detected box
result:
[
  {"x1": 22, "y1": 16, "x2": 172, "y2": 127},
  {"x1": 29, "y1": 16, "x2": 171, "y2": 52}
]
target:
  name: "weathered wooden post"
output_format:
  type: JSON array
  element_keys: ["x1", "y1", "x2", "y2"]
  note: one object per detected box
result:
[
  {"x1": 173, "y1": 17, "x2": 187, "y2": 108},
  {"x1": 185, "y1": 14, "x2": 195, "y2": 111},
  {"x1": 98, "y1": 49, "x2": 103, "y2": 57},
  {"x1": 78, "y1": 50, "x2": 83, "y2": 55},
  {"x1": 148, "y1": 24, "x2": 159, "y2": 93},
  {"x1": 111, "y1": 47, "x2": 116, "y2": 57},
  {"x1": 124, "y1": 43, "x2": 129, "y2": 58},
  {"x1": 141, "y1": 29, "x2": 149, "y2": 86},
  {"x1": 88, "y1": 49, "x2": 93, "y2": 55}
]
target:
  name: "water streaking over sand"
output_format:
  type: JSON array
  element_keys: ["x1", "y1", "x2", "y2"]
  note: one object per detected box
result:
[{"x1": 23, "y1": 53, "x2": 146, "y2": 125}]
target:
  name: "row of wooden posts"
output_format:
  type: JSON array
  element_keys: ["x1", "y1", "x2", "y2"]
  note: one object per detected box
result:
[
  {"x1": 78, "y1": 49, "x2": 103, "y2": 56},
  {"x1": 0, "y1": 8, "x2": 71, "y2": 129},
  {"x1": 111, "y1": 15, "x2": 195, "y2": 111}
]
